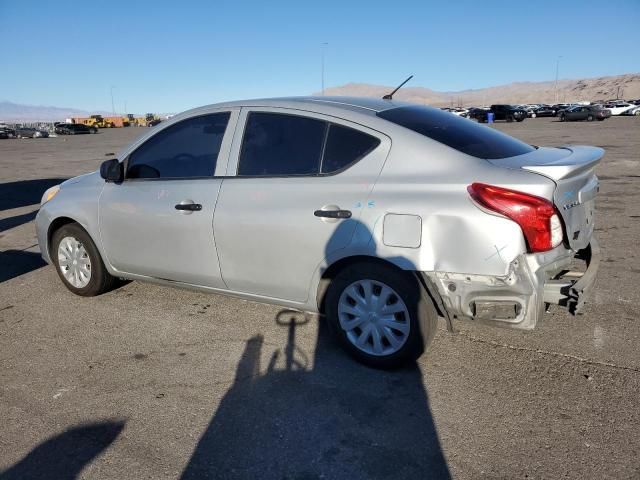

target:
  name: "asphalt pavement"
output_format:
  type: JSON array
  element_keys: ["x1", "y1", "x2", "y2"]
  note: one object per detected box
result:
[{"x1": 1, "y1": 118, "x2": 639, "y2": 479}]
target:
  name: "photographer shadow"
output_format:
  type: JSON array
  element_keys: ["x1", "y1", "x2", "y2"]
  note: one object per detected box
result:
[{"x1": 181, "y1": 218, "x2": 450, "y2": 479}]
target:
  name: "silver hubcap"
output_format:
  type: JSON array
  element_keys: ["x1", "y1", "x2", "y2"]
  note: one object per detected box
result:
[
  {"x1": 338, "y1": 279, "x2": 410, "y2": 357},
  {"x1": 57, "y1": 236, "x2": 91, "y2": 288}
]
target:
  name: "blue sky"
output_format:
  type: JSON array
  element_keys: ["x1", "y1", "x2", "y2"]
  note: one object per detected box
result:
[{"x1": 2, "y1": 0, "x2": 639, "y2": 113}]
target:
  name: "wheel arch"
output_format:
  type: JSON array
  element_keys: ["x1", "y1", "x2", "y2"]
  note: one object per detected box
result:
[
  {"x1": 315, "y1": 254, "x2": 446, "y2": 318},
  {"x1": 47, "y1": 216, "x2": 93, "y2": 259}
]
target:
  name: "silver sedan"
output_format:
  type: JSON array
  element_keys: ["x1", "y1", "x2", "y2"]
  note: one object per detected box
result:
[{"x1": 36, "y1": 97, "x2": 601, "y2": 367}]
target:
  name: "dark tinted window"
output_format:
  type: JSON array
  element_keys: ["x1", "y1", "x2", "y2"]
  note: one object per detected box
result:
[
  {"x1": 377, "y1": 105, "x2": 534, "y2": 159},
  {"x1": 321, "y1": 124, "x2": 380, "y2": 174},
  {"x1": 127, "y1": 112, "x2": 230, "y2": 179},
  {"x1": 238, "y1": 113, "x2": 326, "y2": 176}
]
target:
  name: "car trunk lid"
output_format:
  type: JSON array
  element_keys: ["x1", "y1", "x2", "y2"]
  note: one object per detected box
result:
[{"x1": 488, "y1": 146, "x2": 603, "y2": 251}]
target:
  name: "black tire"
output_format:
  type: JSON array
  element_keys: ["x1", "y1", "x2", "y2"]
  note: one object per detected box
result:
[
  {"x1": 516, "y1": 117, "x2": 524, "y2": 122},
  {"x1": 506, "y1": 115, "x2": 514, "y2": 122},
  {"x1": 597, "y1": 118, "x2": 605, "y2": 121},
  {"x1": 587, "y1": 114, "x2": 594, "y2": 122},
  {"x1": 51, "y1": 223, "x2": 116, "y2": 296},
  {"x1": 324, "y1": 262, "x2": 438, "y2": 368},
  {"x1": 559, "y1": 114, "x2": 566, "y2": 122}
]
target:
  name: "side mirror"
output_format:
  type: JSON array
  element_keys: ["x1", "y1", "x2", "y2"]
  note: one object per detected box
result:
[{"x1": 100, "y1": 158, "x2": 123, "y2": 183}]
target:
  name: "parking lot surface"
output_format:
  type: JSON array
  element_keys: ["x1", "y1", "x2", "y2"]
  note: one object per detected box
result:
[{"x1": 1, "y1": 118, "x2": 639, "y2": 479}]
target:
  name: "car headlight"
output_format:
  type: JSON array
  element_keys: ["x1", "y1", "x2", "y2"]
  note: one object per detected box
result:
[{"x1": 41, "y1": 185, "x2": 60, "y2": 205}]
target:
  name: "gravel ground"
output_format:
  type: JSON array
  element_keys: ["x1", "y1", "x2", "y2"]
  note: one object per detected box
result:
[{"x1": 1, "y1": 117, "x2": 639, "y2": 479}]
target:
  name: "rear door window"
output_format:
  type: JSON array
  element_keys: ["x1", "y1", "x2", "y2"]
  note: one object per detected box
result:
[
  {"x1": 238, "y1": 112, "x2": 327, "y2": 176},
  {"x1": 377, "y1": 105, "x2": 535, "y2": 159},
  {"x1": 126, "y1": 112, "x2": 230, "y2": 179}
]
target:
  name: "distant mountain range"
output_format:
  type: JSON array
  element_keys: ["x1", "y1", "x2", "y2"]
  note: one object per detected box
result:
[
  {"x1": 3, "y1": 73, "x2": 639, "y2": 121},
  {"x1": 0, "y1": 101, "x2": 114, "y2": 122},
  {"x1": 320, "y1": 73, "x2": 640, "y2": 106}
]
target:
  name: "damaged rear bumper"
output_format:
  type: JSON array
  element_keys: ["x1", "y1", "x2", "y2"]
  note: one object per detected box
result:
[
  {"x1": 420, "y1": 237, "x2": 600, "y2": 331},
  {"x1": 542, "y1": 238, "x2": 600, "y2": 315}
]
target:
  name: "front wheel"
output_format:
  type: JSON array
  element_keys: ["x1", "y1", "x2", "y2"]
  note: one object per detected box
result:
[
  {"x1": 324, "y1": 262, "x2": 438, "y2": 368},
  {"x1": 587, "y1": 114, "x2": 594, "y2": 122},
  {"x1": 52, "y1": 223, "x2": 116, "y2": 296},
  {"x1": 559, "y1": 114, "x2": 566, "y2": 122}
]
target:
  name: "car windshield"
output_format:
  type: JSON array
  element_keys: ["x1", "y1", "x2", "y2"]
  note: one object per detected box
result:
[{"x1": 377, "y1": 105, "x2": 535, "y2": 159}]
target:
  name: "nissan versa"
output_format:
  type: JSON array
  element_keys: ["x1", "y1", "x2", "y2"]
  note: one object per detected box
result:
[{"x1": 36, "y1": 97, "x2": 601, "y2": 368}]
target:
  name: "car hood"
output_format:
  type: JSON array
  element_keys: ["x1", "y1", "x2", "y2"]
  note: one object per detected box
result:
[{"x1": 60, "y1": 170, "x2": 102, "y2": 188}]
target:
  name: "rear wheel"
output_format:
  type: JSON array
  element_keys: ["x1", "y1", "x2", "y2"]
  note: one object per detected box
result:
[
  {"x1": 324, "y1": 262, "x2": 438, "y2": 368},
  {"x1": 52, "y1": 223, "x2": 116, "y2": 296},
  {"x1": 560, "y1": 114, "x2": 566, "y2": 122},
  {"x1": 587, "y1": 114, "x2": 594, "y2": 122},
  {"x1": 506, "y1": 115, "x2": 514, "y2": 122}
]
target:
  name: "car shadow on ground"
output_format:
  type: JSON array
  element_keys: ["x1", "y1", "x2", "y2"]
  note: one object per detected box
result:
[
  {"x1": 0, "y1": 420, "x2": 125, "y2": 480},
  {"x1": 0, "y1": 210, "x2": 38, "y2": 233},
  {"x1": 0, "y1": 250, "x2": 46, "y2": 283},
  {"x1": 181, "y1": 315, "x2": 450, "y2": 480},
  {"x1": 0, "y1": 178, "x2": 67, "y2": 211}
]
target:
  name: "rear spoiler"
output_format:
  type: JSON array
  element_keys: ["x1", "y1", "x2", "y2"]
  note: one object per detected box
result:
[
  {"x1": 488, "y1": 146, "x2": 604, "y2": 181},
  {"x1": 522, "y1": 146, "x2": 604, "y2": 180}
]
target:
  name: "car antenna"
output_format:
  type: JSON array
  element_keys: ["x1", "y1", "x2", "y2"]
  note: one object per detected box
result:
[{"x1": 383, "y1": 75, "x2": 413, "y2": 100}]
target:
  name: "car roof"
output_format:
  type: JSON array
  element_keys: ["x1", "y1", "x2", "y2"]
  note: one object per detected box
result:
[{"x1": 181, "y1": 96, "x2": 410, "y2": 118}]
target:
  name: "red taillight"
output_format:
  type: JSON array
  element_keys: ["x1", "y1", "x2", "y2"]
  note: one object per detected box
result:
[{"x1": 467, "y1": 183, "x2": 563, "y2": 253}]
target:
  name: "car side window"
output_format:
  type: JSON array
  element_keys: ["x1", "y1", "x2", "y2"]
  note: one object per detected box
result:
[
  {"x1": 238, "y1": 112, "x2": 327, "y2": 176},
  {"x1": 126, "y1": 112, "x2": 230, "y2": 179},
  {"x1": 321, "y1": 124, "x2": 380, "y2": 174}
]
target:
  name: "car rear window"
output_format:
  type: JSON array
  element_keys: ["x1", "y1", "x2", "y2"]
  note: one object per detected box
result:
[{"x1": 377, "y1": 105, "x2": 535, "y2": 159}]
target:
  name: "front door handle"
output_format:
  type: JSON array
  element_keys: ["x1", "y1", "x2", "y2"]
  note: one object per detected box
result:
[
  {"x1": 175, "y1": 203, "x2": 202, "y2": 211},
  {"x1": 314, "y1": 209, "x2": 352, "y2": 219}
]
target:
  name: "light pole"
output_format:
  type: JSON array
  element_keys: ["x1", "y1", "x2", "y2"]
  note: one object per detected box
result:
[
  {"x1": 554, "y1": 56, "x2": 562, "y2": 103},
  {"x1": 110, "y1": 86, "x2": 116, "y2": 115},
  {"x1": 321, "y1": 42, "x2": 328, "y2": 96}
]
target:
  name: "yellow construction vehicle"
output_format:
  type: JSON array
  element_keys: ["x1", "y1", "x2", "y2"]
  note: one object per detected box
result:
[
  {"x1": 83, "y1": 115, "x2": 115, "y2": 129},
  {"x1": 122, "y1": 114, "x2": 137, "y2": 127},
  {"x1": 144, "y1": 113, "x2": 162, "y2": 127}
]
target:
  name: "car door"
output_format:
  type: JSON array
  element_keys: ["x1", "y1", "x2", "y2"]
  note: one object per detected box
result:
[
  {"x1": 213, "y1": 108, "x2": 390, "y2": 302},
  {"x1": 99, "y1": 110, "x2": 238, "y2": 288}
]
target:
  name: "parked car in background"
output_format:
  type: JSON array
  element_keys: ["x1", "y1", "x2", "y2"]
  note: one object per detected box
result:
[
  {"x1": 15, "y1": 126, "x2": 49, "y2": 138},
  {"x1": 620, "y1": 105, "x2": 640, "y2": 116},
  {"x1": 517, "y1": 105, "x2": 538, "y2": 118},
  {"x1": 441, "y1": 107, "x2": 469, "y2": 117},
  {"x1": 0, "y1": 124, "x2": 16, "y2": 138},
  {"x1": 35, "y1": 96, "x2": 601, "y2": 367},
  {"x1": 552, "y1": 104, "x2": 574, "y2": 116},
  {"x1": 603, "y1": 103, "x2": 636, "y2": 116},
  {"x1": 533, "y1": 105, "x2": 558, "y2": 117},
  {"x1": 559, "y1": 105, "x2": 611, "y2": 122},
  {"x1": 466, "y1": 107, "x2": 489, "y2": 120},
  {"x1": 476, "y1": 104, "x2": 527, "y2": 122},
  {"x1": 55, "y1": 123, "x2": 92, "y2": 135}
]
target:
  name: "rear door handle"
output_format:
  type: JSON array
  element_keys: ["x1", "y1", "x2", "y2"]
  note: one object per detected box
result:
[
  {"x1": 314, "y1": 209, "x2": 352, "y2": 219},
  {"x1": 175, "y1": 203, "x2": 202, "y2": 211}
]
